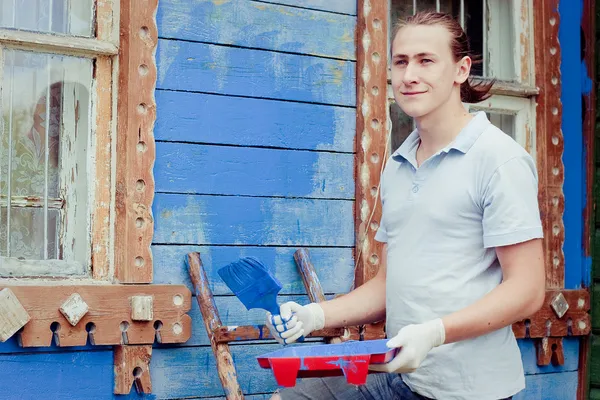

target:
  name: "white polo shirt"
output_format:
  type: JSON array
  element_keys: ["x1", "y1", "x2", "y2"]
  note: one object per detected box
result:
[{"x1": 375, "y1": 112, "x2": 543, "y2": 399}]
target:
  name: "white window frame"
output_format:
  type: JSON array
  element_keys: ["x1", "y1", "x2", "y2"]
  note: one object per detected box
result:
[{"x1": 0, "y1": 2, "x2": 119, "y2": 279}]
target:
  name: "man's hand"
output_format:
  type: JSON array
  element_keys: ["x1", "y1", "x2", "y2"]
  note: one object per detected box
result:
[
  {"x1": 369, "y1": 318, "x2": 445, "y2": 373},
  {"x1": 265, "y1": 302, "x2": 325, "y2": 345}
]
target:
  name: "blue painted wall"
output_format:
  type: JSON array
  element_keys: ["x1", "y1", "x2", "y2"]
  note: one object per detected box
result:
[{"x1": 0, "y1": 1, "x2": 589, "y2": 399}]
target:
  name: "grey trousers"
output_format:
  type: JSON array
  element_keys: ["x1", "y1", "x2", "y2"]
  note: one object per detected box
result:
[{"x1": 276, "y1": 373, "x2": 513, "y2": 400}]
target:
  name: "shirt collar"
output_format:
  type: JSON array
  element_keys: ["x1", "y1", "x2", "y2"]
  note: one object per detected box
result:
[{"x1": 392, "y1": 111, "x2": 490, "y2": 163}]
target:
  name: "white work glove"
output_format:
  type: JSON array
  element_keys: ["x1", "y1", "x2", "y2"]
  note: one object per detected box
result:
[
  {"x1": 265, "y1": 301, "x2": 325, "y2": 345},
  {"x1": 369, "y1": 318, "x2": 446, "y2": 374}
]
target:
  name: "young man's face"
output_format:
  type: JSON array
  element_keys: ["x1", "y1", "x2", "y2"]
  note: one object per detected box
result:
[{"x1": 390, "y1": 24, "x2": 469, "y2": 119}]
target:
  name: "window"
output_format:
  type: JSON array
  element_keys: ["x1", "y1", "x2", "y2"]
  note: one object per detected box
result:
[
  {"x1": 0, "y1": 1, "x2": 116, "y2": 278},
  {"x1": 387, "y1": 0, "x2": 537, "y2": 155}
]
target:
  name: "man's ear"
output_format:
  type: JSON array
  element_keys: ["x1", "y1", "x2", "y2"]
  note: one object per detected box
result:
[{"x1": 455, "y1": 56, "x2": 472, "y2": 84}]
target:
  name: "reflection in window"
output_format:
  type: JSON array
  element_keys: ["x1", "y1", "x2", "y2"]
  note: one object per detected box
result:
[{"x1": 0, "y1": 48, "x2": 92, "y2": 263}]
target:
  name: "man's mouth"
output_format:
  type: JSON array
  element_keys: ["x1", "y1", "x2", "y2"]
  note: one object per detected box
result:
[{"x1": 402, "y1": 91, "x2": 426, "y2": 96}]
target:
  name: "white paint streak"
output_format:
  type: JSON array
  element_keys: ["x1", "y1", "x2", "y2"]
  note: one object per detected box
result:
[
  {"x1": 309, "y1": 152, "x2": 350, "y2": 198},
  {"x1": 158, "y1": 40, "x2": 179, "y2": 85},
  {"x1": 207, "y1": 44, "x2": 229, "y2": 91},
  {"x1": 363, "y1": 0, "x2": 372, "y2": 17}
]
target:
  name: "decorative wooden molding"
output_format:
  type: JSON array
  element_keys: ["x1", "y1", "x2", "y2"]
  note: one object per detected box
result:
[
  {"x1": 0, "y1": 288, "x2": 30, "y2": 342},
  {"x1": 115, "y1": 0, "x2": 157, "y2": 283},
  {"x1": 536, "y1": 337, "x2": 565, "y2": 366},
  {"x1": 114, "y1": 344, "x2": 152, "y2": 394},
  {"x1": 212, "y1": 289, "x2": 590, "y2": 344},
  {"x1": 354, "y1": 0, "x2": 389, "y2": 289},
  {"x1": 533, "y1": 0, "x2": 565, "y2": 289},
  {"x1": 0, "y1": 285, "x2": 191, "y2": 347}
]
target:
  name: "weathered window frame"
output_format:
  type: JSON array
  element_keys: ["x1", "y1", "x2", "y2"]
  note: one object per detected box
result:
[
  {"x1": 0, "y1": 1, "x2": 192, "y2": 394},
  {"x1": 0, "y1": 0, "x2": 156, "y2": 284},
  {"x1": 0, "y1": 1, "x2": 117, "y2": 280}
]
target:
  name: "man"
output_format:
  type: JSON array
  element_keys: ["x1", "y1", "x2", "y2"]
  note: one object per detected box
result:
[{"x1": 266, "y1": 11, "x2": 545, "y2": 400}]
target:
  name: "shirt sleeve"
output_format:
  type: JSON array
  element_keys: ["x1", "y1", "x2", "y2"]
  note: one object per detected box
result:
[{"x1": 482, "y1": 155, "x2": 543, "y2": 248}]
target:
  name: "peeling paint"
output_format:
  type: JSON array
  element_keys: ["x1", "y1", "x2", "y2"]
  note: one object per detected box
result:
[{"x1": 158, "y1": 40, "x2": 180, "y2": 85}]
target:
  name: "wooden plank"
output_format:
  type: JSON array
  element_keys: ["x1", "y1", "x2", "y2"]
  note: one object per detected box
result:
[
  {"x1": 152, "y1": 194, "x2": 354, "y2": 247},
  {"x1": 147, "y1": 341, "x2": 579, "y2": 399},
  {"x1": 255, "y1": 0, "x2": 357, "y2": 15},
  {"x1": 0, "y1": 28, "x2": 118, "y2": 57},
  {"x1": 0, "y1": 285, "x2": 191, "y2": 347},
  {"x1": 91, "y1": 56, "x2": 113, "y2": 280},
  {"x1": 0, "y1": 351, "x2": 115, "y2": 399},
  {"x1": 154, "y1": 90, "x2": 355, "y2": 152},
  {"x1": 155, "y1": 143, "x2": 354, "y2": 199},
  {"x1": 156, "y1": 40, "x2": 355, "y2": 107},
  {"x1": 115, "y1": 0, "x2": 158, "y2": 283},
  {"x1": 515, "y1": 371, "x2": 578, "y2": 400},
  {"x1": 533, "y1": 0, "x2": 565, "y2": 288},
  {"x1": 590, "y1": 334, "x2": 600, "y2": 385},
  {"x1": 152, "y1": 245, "x2": 355, "y2": 295},
  {"x1": 157, "y1": 0, "x2": 355, "y2": 60},
  {"x1": 0, "y1": 343, "x2": 579, "y2": 399},
  {"x1": 353, "y1": 0, "x2": 389, "y2": 287},
  {"x1": 187, "y1": 252, "x2": 244, "y2": 399},
  {"x1": 113, "y1": 345, "x2": 152, "y2": 394}
]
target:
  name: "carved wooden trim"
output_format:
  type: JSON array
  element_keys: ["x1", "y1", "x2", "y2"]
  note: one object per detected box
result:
[
  {"x1": 533, "y1": 0, "x2": 565, "y2": 289},
  {"x1": 354, "y1": 0, "x2": 389, "y2": 288},
  {"x1": 213, "y1": 289, "x2": 590, "y2": 343},
  {"x1": 114, "y1": 0, "x2": 157, "y2": 283},
  {"x1": 114, "y1": 344, "x2": 152, "y2": 394},
  {"x1": 0, "y1": 285, "x2": 191, "y2": 347}
]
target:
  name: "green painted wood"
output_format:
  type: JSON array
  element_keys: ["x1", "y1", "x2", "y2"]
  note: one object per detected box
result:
[
  {"x1": 590, "y1": 388, "x2": 600, "y2": 400},
  {"x1": 157, "y1": 0, "x2": 356, "y2": 60},
  {"x1": 593, "y1": 286, "x2": 600, "y2": 331},
  {"x1": 591, "y1": 334, "x2": 600, "y2": 385}
]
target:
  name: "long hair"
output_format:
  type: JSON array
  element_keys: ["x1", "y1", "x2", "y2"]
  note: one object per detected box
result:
[{"x1": 391, "y1": 11, "x2": 494, "y2": 104}]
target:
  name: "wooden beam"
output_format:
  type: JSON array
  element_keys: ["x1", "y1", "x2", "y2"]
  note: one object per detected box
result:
[
  {"x1": 0, "y1": 28, "x2": 118, "y2": 57},
  {"x1": 0, "y1": 285, "x2": 191, "y2": 347},
  {"x1": 354, "y1": 0, "x2": 389, "y2": 288},
  {"x1": 114, "y1": 344, "x2": 152, "y2": 395},
  {"x1": 533, "y1": 0, "x2": 565, "y2": 289},
  {"x1": 115, "y1": 0, "x2": 158, "y2": 283},
  {"x1": 187, "y1": 252, "x2": 244, "y2": 400},
  {"x1": 579, "y1": 0, "x2": 596, "y2": 397}
]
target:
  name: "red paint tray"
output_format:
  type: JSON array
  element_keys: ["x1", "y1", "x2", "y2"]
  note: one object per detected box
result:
[{"x1": 257, "y1": 339, "x2": 397, "y2": 387}]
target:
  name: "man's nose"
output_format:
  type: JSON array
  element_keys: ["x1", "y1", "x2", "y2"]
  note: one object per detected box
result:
[{"x1": 402, "y1": 62, "x2": 419, "y2": 84}]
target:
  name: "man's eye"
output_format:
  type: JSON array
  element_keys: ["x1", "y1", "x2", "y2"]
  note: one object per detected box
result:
[
  {"x1": 422, "y1": 59, "x2": 433, "y2": 64},
  {"x1": 394, "y1": 60, "x2": 407, "y2": 65}
]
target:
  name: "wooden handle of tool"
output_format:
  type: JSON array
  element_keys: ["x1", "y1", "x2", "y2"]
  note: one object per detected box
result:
[
  {"x1": 293, "y1": 248, "x2": 344, "y2": 344},
  {"x1": 187, "y1": 252, "x2": 245, "y2": 400}
]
